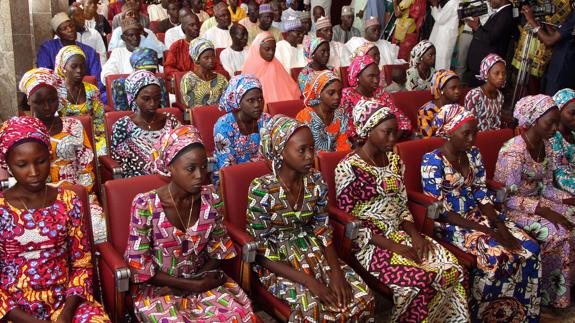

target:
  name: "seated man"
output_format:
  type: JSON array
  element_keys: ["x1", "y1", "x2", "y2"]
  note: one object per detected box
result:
[
  {"x1": 239, "y1": 0, "x2": 259, "y2": 30},
  {"x1": 108, "y1": 11, "x2": 166, "y2": 58},
  {"x1": 246, "y1": 3, "x2": 283, "y2": 45},
  {"x1": 190, "y1": 0, "x2": 210, "y2": 22},
  {"x1": 281, "y1": 0, "x2": 301, "y2": 29},
  {"x1": 344, "y1": 17, "x2": 404, "y2": 67},
  {"x1": 333, "y1": 5, "x2": 360, "y2": 43},
  {"x1": 164, "y1": 10, "x2": 201, "y2": 76},
  {"x1": 155, "y1": 0, "x2": 182, "y2": 33},
  {"x1": 68, "y1": 4, "x2": 107, "y2": 67},
  {"x1": 111, "y1": 1, "x2": 150, "y2": 30},
  {"x1": 275, "y1": 16, "x2": 306, "y2": 72},
  {"x1": 310, "y1": 5, "x2": 324, "y2": 34},
  {"x1": 164, "y1": 7, "x2": 190, "y2": 48},
  {"x1": 37, "y1": 12, "x2": 103, "y2": 91},
  {"x1": 315, "y1": 16, "x2": 345, "y2": 67},
  {"x1": 108, "y1": 0, "x2": 148, "y2": 22},
  {"x1": 220, "y1": 23, "x2": 249, "y2": 76},
  {"x1": 204, "y1": 2, "x2": 233, "y2": 48}
]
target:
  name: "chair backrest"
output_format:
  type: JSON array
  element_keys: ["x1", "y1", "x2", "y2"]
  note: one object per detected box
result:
[
  {"x1": 149, "y1": 20, "x2": 160, "y2": 33},
  {"x1": 396, "y1": 137, "x2": 445, "y2": 192},
  {"x1": 475, "y1": 128, "x2": 514, "y2": 179},
  {"x1": 104, "y1": 174, "x2": 169, "y2": 253},
  {"x1": 390, "y1": 90, "x2": 433, "y2": 130},
  {"x1": 220, "y1": 161, "x2": 270, "y2": 229},
  {"x1": 83, "y1": 75, "x2": 98, "y2": 86},
  {"x1": 290, "y1": 67, "x2": 303, "y2": 83},
  {"x1": 157, "y1": 32, "x2": 166, "y2": 44},
  {"x1": 339, "y1": 66, "x2": 350, "y2": 88},
  {"x1": 267, "y1": 99, "x2": 305, "y2": 118},
  {"x1": 215, "y1": 47, "x2": 224, "y2": 61},
  {"x1": 190, "y1": 104, "x2": 226, "y2": 155},
  {"x1": 383, "y1": 64, "x2": 409, "y2": 86},
  {"x1": 105, "y1": 74, "x2": 130, "y2": 109},
  {"x1": 173, "y1": 71, "x2": 188, "y2": 107},
  {"x1": 104, "y1": 111, "x2": 133, "y2": 148},
  {"x1": 458, "y1": 86, "x2": 471, "y2": 106},
  {"x1": 316, "y1": 151, "x2": 350, "y2": 206}
]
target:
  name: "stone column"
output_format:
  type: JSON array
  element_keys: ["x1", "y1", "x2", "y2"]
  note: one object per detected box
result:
[{"x1": 0, "y1": 0, "x2": 18, "y2": 121}]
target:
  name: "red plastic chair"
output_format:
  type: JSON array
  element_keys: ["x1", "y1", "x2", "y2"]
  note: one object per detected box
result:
[
  {"x1": 219, "y1": 161, "x2": 292, "y2": 321},
  {"x1": 383, "y1": 64, "x2": 409, "y2": 86},
  {"x1": 290, "y1": 67, "x2": 303, "y2": 83},
  {"x1": 339, "y1": 66, "x2": 350, "y2": 88},
  {"x1": 267, "y1": 100, "x2": 305, "y2": 118},
  {"x1": 390, "y1": 90, "x2": 433, "y2": 130},
  {"x1": 157, "y1": 32, "x2": 166, "y2": 44},
  {"x1": 171, "y1": 71, "x2": 189, "y2": 120},
  {"x1": 190, "y1": 104, "x2": 226, "y2": 156},
  {"x1": 396, "y1": 137, "x2": 476, "y2": 268},
  {"x1": 149, "y1": 20, "x2": 161, "y2": 33},
  {"x1": 96, "y1": 174, "x2": 169, "y2": 321},
  {"x1": 83, "y1": 75, "x2": 98, "y2": 86},
  {"x1": 475, "y1": 129, "x2": 514, "y2": 180}
]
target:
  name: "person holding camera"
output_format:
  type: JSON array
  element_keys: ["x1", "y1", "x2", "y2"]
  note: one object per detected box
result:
[
  {"x1": 522, "y1": 1, "x2": 575, "y2": 95},
  {"x1": 465, "y1": 0, "x2": 514, "y2": 87}
]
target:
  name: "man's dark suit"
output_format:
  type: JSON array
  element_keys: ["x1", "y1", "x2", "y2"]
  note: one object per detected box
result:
[{"x1": 466, "y1": 4, "x2": 514, "y2": 85}]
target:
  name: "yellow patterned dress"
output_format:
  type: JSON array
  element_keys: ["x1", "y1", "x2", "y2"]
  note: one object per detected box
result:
[{"x1": 180, "y1": 71, "x2": 229, "y2": 108}]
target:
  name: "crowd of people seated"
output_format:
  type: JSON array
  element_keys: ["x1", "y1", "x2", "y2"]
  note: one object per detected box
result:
[{"x1": 2, "y1": 0, "x2": 575, "y2": 321}]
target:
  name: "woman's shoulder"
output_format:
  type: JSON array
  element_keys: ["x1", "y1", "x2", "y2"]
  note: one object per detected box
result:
[
  {"x1": 112, "y1": 115, "x2": 133, "y2": 128},
  {"x1": 296, "y1": 106, "x2": 315, "y2": 122},
  {"x1": 83, "y1": 82, "x2": 100, "y2": 98},
  {"x1": 500, "y1": 135, "x2": 525, "y2": 154},
  {"x1": 422, "y1": 148, "x2": 443, "y2": 164},
  {"x1": 132, "y1": 190, "x2": 159, "y2": 208}
]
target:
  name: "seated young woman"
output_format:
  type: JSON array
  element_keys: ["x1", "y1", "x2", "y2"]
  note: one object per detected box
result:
[
  {"x1": 495, "y1": 94, "x2": 575, "y2": 309},
  {"x1": 246, "y1": 115, "x2": 374, "y2": 321},
  {"x1": 0, "y1": 116, "x2": 109, "y2": 322},
  {"x1": 416, "y1": 69, "x2": 461, "y2": 138},
  {"x1": 213, "y1": 74, "x2": 270, "y2": 184},
  {"x1": 335, "y1": 99, "x2": 470, "y2": 322},
  {"x1": 19, "y1": 67, "x2": 107, "y2": 243},
  {"x1": 110, "y1": 70, "x2": 181, "y2": 177},
  {"x1": 125, "y1": 125, "x2": 256, "y2": 322},
  {"x1": 297, "y1": 36, "x2": 336, "y2": 92},
  {"x1": 297, "y1": 70, "x2": 351, "y2": 152},
  {"x1": 551, "y1": 89, "x2": 575, "y2": 195},
  {"x1": 405, "y1": 40, "x2": 436, "y2": 91},
  {"x1": 421, "y1": 104, "x2": 541, "y2": 322}
]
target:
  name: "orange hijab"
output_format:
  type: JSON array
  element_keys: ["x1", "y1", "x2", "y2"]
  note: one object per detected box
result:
[{"x1": 241, "y1": 32, "x2": 301, "y2": 104}]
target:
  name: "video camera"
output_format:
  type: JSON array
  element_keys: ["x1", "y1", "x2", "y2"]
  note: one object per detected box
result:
[
  {"x1": 517, "y1": 0, "x2": 555, "y2": 18},
  {"x1": 457, "y1": 0, "x2": 489, "y2": 19}
]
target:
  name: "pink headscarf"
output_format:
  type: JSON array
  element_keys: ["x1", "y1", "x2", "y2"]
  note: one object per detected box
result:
[
  {"x1": 348, "y1": 55, "x2": 378, "y2": 88},
  {"x1": 0, "y1": 116, "x2": 51, "y2": 170},
  {"x1": 241, "y1": 32, "x2": 301, "y2": 104}
]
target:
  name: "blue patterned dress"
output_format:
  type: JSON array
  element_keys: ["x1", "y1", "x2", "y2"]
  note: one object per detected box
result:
[{"x1": 551, "y1": 131, "x2": 575, "y2": 195}]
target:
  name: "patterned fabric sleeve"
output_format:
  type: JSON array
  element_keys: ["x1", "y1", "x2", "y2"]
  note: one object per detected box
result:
[
  {"x1": 310, "y1": 173, "x2": 333, "y2": 248},
  {"x1": 0, "y1": 284, "x2": 16, "y2": 319},
  {"x1": 417, "y1": 101, "x2": 437, "y2": 138},
  {"x1": 399, "y1": 0, "x2": 416, "y2": 10},
  {"x1": 335, "y1": 157, "x2": 374, "y2": 249},
  {"x1": 397, "y1": 157, "x2": 415, "y2": 223},
  {"x1": 76, "y1": 123, "x2": 96, "y2": 194},
  {"x1": 341, "y1": 88, "x2": 359, "y2": 140},
  {"x1": 463, "y1": 88, "x2": 481, "y2": 118},
  {"x1": 469, "y1": 148, "x2": 495, "y2": 205},
  {"x1": 379, "y1": 90, "x2": 412, "y2": 132},
  {"x1": 551, "y1": 133, "x2": 575, "y2": 195},
  {"x1": 110, "y1": 117, "x2": 129, "y2": 162},
  {"x1": 205, "y1": 189, "x2": 237, "y2": 260},
  {"x1": 213, "y1": 114, "x2": 237, "y2": 173},
  {"x1": 158, "y1": 78, "x2": 170, "y2": 108},
  {"x1": 542, "y1": 142, "x2": 573, "y2": 202},
  {"x1": 111, "y1": 78, "x2": 129, "y2": 111},
  {"x1": 246, "y1": 177, "x2": 280, "y2": 261},
  {"x1": 405, "y1": 67, "x2": 419, "y2": 91},
  {"x1": 86, "y1": 83, "x2": 107, "y2": 155},
  {"x1": 65, "y1": 190, "x2": 94, "y2": 301},
  {"x1": 421, "y1": 151, "x2": 450, "y2": 218},
  {"x1": 125, "y1": 192, "x2": 156, "y2": 283},
  {"x1": 495, "y1": 143, "x2": 540, "y2": 214},
  {"x1": 180, "y1": 72, "x2": 197, "y2": 108}
]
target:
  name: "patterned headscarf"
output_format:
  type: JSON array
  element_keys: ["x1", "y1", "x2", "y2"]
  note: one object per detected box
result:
[
  {"x1": 553, "y1": 88, "x2": 575, "y2": 110},
  {"x1": 0, "y1": 116, "x2": 51, "y2": 170},
  {"x1": 18, "y1": 68, "x2": 61, "y2": 98},
  {"x1": 151, "y1": 125, "x2": 204, "y2": 176},
  {"x1": 259, "y1": 114, "x2": 307, "y2": 176},
  {"x1": 348, "y1": 54, "x2": 377, "y2": 87},
  {"x1": 352, "y1": 99, "x2": 395, "y2": 140},
  {"x1": 409, "y1": 40, "x2": 434, "y2": 68},
  {"x1": 350, "y1": 41, "x2": 376, "y2": 61},
  {"x1": 303, "y1": 70, "x2": 340, "y2": 107},
  {"x1": 434, "y1": 104, "x2": 476, "y2": 138},
  {"x1": 125, "y1": 70, "x2": 162, "y2": 111},
  {"x1": 219, "y1": 74, "x2": 262, "y2": 113},
  {"x1": 476, "y1": 53, "x2": 506, "y2": 82},
  {"x1": 514, "y1": 94, "x2": 557, "y2": 127},
  {"x1": 55, "y1": 45, "x2": 86, "y2": 78},
  {"x1": 189, "y1": 38, "x2": 215, "y2": 63},
  {"x1": 303, "y1": 36, "x2": 328, "y2": 60},
  {"x1": 430, "y1": 69, "x2": 458, "y2": 99},
  {"x1": 129, "y1": 47, "x2": 159, "y2": 70}
]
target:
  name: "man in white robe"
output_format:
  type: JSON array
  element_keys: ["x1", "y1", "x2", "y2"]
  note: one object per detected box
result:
[
  {"x1": 220, "y1": 24, "x2": 249, "y2": 76},
  {"x1": 275, "y1": 16, "x2": 306, "y2": 72},
  {"x1": 315, "y1": 16, "x2": 345, "y2": 67},
  {"x1": 204, "y1": 3, "x2": 233, "y2": 48}
]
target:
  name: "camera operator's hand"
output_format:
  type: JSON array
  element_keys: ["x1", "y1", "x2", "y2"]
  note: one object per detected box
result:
[
  {"x1": 466, "y1": 17, "x2": 480, "y2": 31},
  {"x1": 521, "y1": 5, "x2": 539, "y2": 27}
]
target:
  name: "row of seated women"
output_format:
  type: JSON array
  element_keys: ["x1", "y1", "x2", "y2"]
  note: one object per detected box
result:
[{"x1": 3, "y1": 84, "x2": 575, "y2": 321}]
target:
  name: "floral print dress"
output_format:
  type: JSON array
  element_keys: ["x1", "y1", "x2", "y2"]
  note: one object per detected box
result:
[
  {"x1": 125, "y1": 186, "x2": 256, "y2": 322},
  {"x1": 58, "y1": 82, "x2": 107, "y2": 156},
  {"x1": 417, "y1": 100, "x2": 440, "y2": 138},
  {"x1": 295, "y1": 107, "x2": 351, "y2": 152},
  {"x1": 495, "y1": 135, "x2": 575, "y2": 308},
  {"x1": 247, "y1": 171, "x2": 375, "y2": 322},
  {"x1": 297, "y1": 63, "x2": 337, "y2": 92},
  {"x1": 551, "y1": 130, "x2": 575, "y2": 195},
  {"x1": 0, "y1": 188, "x2": 110, "y2": 322},
  {"x1": 422, "y1": 147, "x2": 541, "y2": 322},
  {"x1": 110, "y1": 113, "x2": 180, "y2": 177},
  {"x1": 406, "y1": 66, "x2": 435, "y2": 91},
  {"x1": 335, "y1": 152, "x2": 469, "y2": 322},
  {"x1": 180, "y1": 71, "x2": 228, "y2": 108}
]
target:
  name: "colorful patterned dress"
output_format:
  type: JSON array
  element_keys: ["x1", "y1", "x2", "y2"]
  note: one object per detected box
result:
[
  {"x1": 49, "y1": 117, "x2": 106, "y2": 243},
  {"x1": 421, "y1": 147, "x2": 541, "y2": 322},
  {"x1": 213, "y1": 112, "x2": 270, "y2": 182},
  {"x1": 297, "y1": 63, "x2": 336, "y2": 92},
  {"x1": 416, "y1": 100, "x2": 440, "y2": 138},
  {"x1": 463, "y1": 87, "x2": 504, "y2": 131},
  {"x1": 406, "y1": 66, "x2": 435, "y2": 91},
  {"x1": 180, "y1": 71, "x2": 228, "y2": 108},
  {"x1": 295, "y1": 107, "x2": 351, "y2": 152},
  {"x1": 111, "y1": 77, "x2": 170, "y2": 111},
  {"x1": 110, "y1": 113, "x2": 181, "y2": 177},
  {"x1": 336, "y1": 152, "x2": 470, "y2": 322},
  {"x1": 342, "y1": 86, "x2": 413, "y2": 140},
  {"x1": 58, "y1": 82, "x2": 107, "y2": 156},
  {"x1": 551, "y1": 131, "x2": 575, "y2": 195},
  {"x1": 125, "y1": 187, "x2": 256, "y2": 323},
  {"x1": 0, "y1": 188, "x2": 109, "y2": 322},
  {"x1": 495, "y1": 135, "x2": 575, "y2": 308},
  {"x1": 246, "y1": 171, "x2": 375, "y2": 322}
]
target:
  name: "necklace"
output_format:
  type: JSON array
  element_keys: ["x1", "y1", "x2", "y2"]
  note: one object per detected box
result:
[
  {"x1": 278, "y1": 175, "x2": 304, "y2": 210},
  {"x1": 67, "y1": 85, "x2": 84, "y2": 105},
  {"x1": 523, "y1": 133, "x2": 543, "y2": 161},
  {"x1": 19, "y1": 185, "x2": 48, "y2": 211},
  {"x1": 362, "y1": 146, "x2": 380, "y2": 167},
  {"x1": 168, "y1": 183, "x2": 197, "y2": 231},
  {"x1": 141, "y1": 114, "x2": 157, "y2": 130}
]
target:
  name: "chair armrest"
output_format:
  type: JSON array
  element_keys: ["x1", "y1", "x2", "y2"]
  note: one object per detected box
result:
[
  {"x1": 327, "y1": 205, "x2": 360, "y2": 240},
  {"x1": 99, "y1": 156, "x2": 123, "y2": 179},
  {"x1": 95, "y1": 242, "x2": 130, "y2": 293},
  {"x1": 406, "y1": 190, "x2": 444, "y2": 220},
  {"x1": 225, "y1": 222, "x2": 258, "y2": 263},
  {"x1": 486, "y1": 179, "x2": 509, "y2": 203}
]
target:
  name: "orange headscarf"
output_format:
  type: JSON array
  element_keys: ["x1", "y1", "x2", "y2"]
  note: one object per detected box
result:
[{"x1": 241, "y1": 32, "x2": 301, "y2": 104}]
